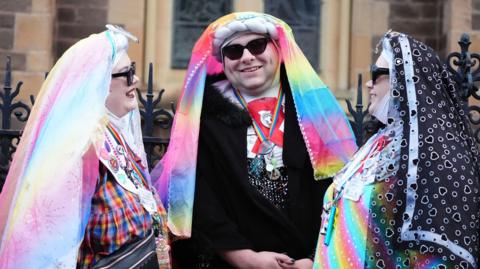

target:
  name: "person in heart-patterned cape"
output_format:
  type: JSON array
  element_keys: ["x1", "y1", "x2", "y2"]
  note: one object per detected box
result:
[{"x1": 314, "y1": 31, "x2": 479, "y2": 269}]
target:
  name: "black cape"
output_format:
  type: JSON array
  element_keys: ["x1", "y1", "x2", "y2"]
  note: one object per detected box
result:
[{"x1": 173, "y1": 70, "x2": 331, "y2": 268}]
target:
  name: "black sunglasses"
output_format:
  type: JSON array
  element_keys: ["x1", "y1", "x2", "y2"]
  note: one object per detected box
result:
[
  {"x1": 222, "y1": 38, "x2": 270, "y2": 60},
  {"x1": 370, "y1": 64, "x2": 389, "y2": 84},
  {"x1": 112, "y1": 62, "x2": 136, "y2": 86}
]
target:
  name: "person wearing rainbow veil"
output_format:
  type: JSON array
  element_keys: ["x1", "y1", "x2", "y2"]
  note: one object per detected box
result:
[
  {"x1": 313, "y1": 31, "x2": 479, "y2": 268},
  {"x1": 151, "y1": 12, "x2": 356, "y2": 268},
  {"x1": 0, "y1": 26, "x2": 170, "y2": 268}
]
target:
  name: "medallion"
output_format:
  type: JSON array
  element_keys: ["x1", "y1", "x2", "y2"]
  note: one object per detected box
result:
[
  {"x1": 269, "y1": 168, "x2": 281, "y2": 180},
  {"x1": 258, "y1": 140, "x2": 275, "y2": 155}
]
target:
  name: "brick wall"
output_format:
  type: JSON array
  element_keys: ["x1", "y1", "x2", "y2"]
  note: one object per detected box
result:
[
  {"x1": 54, "y1": 0, "x2": 108, "y2": 60},
  {"x1": 0, "y1": 0, "x2": 55, "y2": 103},
  {"x1": 0, "y1": 0, "x2": 144, "y2": 104},
  {"x1": 392, "y1": 0, "x2": 445, "y2": 56},
  {"x1": 371, "y1": 0, "x2": 446, "y2": 58},
  {"x1": 0, "y1": 0, "x2": 32, "y2": 81},
  {"x1": 473, "y1": 0, "x2": 480, "y2": 30}
]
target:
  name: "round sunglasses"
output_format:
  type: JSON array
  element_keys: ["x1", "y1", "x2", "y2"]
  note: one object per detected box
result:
[
  {"x1": 370, "y1": 64, "x2": 389, "y2": 84},
  {"x1": 222, "y1": 37, "x2": 270, "y2": 60},
  {"x1": 111, "y1": 62, "x2": 136, "y2": 86}
]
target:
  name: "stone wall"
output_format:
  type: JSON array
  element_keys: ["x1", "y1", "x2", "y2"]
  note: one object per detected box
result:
[
  {"x1": 55, "y1": 0, "x2": 108, "y2": 60},
  {"x1": 387, "y1": 0, "x2": 446, "y2": 56},
  {"x1": 0, "y1": 0, "x2": 31, "y2": 83},
  {"x1": 0, "y1": 0, "x2": 144, "y2": 104},
  {"x1": 0, "y1": 0, "x2": 54, "y2": 101},
  {"x1": 0, "y1": 0, "x2": 32, "y2": 75},
  {"x1": 350, "y1": 0, "x2": 448, "y2": 113},
  {"x1": 472, "y1": 0, "x2": 480, "y2": 30},
  {"x1": 367, "y1": 0, "x2": 446, "y2": 60}
]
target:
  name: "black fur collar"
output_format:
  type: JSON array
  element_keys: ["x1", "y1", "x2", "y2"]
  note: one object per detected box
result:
[{"x1": 201, "y1": 74, "x2": 252, "y2": 127}]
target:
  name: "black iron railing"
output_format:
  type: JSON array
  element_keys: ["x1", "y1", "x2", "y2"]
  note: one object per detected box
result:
[
  {"x1": 345, "y1": 73, "x2": 382, "y2": 147},
  {"x1": 0, "y1": 34, "x2": 479, "y2": 191},
  {"x1": 0, "y1": 56, "x2": 35, "y2": 188},
  {"x1": 446, "y1": 34, "x2": 480, "y2": 143},
  {"x1": 137, "y1": 62, "x2": 175, "y2": 170}
]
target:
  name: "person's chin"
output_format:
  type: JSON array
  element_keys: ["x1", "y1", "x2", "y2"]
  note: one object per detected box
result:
[
  {"x1": 124, "y1": 102, "x2": 134, "y2": 110},
  {"x1": 241, "y1": 79, "x2": 264, "y2": 89},
  {"x1": 125, "y1": 102, "x2": 137, "y2": 112},
  {"x1": 242, "y1": 84, "x2": 265, "y2": 94}
]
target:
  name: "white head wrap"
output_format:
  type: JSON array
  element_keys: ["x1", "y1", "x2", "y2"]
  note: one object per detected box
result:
[
  {"x1": 106, "y1": 24, "x2": 138, "y2": 66},
  {"x1": 212, "y1": 16, "x2": 279, "y2": 61}
]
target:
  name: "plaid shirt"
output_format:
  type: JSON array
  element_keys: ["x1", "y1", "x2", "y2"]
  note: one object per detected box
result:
[{"x1": 77, "y1": 165, "x2": 167, "y2": 268}]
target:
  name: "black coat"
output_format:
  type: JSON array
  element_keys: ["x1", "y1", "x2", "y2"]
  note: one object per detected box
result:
[{"x1": 173, "y1": 72, "x2": 331, "y2": 268}]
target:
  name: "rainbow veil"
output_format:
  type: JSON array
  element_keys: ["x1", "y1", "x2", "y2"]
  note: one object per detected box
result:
[
  {"x1": 152, "y1": 12, "x2": 357, "y2": 238},
  {"x1": 0, "y1": 29, "x2": 129, "y2": 268}
]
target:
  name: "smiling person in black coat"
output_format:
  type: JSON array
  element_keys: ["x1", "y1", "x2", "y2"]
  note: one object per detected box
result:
[{"x1": 153, "y1": 12, "x2": 357, "y2": 269}]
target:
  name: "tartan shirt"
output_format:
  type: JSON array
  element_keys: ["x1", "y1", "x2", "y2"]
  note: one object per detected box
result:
[{"x1": 77, "y1": 151, "x2": 168, "y2": 268}]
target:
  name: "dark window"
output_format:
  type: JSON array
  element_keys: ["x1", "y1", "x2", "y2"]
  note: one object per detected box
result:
[
  {"x1": 264, "y1": 0, "x2": 321, "y2": 70},
  {"x1": 171, "y1": 0, "x2": 232, "y2": 68}
]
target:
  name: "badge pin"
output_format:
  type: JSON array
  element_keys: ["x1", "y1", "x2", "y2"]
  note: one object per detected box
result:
[
  {"x1": 258, "y1": 140, "x2": 275, "y2": 155},
  {"x1": 104, "y1": 141, "x2": 111, "y2": 152},
  {"x1": 109, "y1": 157, "x2": 119, "y2": 172},
  {"x1": 116, "y1": 145, "x2": 125, "y2": 155},
  {"x1": 259, "y1": 110, "x2": 273, "y2": 128}
]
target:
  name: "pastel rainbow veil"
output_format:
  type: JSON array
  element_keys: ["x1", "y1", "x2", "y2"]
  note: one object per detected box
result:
[{"x1": 0, "y1": 27, "x2": 131, "y2": 268}]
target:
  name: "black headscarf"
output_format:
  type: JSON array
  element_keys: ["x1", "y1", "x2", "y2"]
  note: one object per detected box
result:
[{"x1": 365, "y1": 31, "x2": 480, "y2": 268}]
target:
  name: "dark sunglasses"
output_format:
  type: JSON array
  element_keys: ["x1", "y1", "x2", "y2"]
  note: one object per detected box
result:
[
  {"x1": 370, "y1": 64, "x2": 389, "y2": 84},
  {"x1": 112, "y1": 62, "x2": 136, "y2": 86},
  {"x1": 222, "y1": 38, "x2": 270, "y2": 60}
]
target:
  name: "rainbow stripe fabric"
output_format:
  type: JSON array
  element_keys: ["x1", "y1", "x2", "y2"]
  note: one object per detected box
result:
[
  {"x1": 314, "y1": 183, "x2": 455, "y2": 268},
  {"x1": 0, "y1": 31, "x2": 122, "y2": 268},
  {"x1": 313, "y1": 184, "x2": 372, "y2": 268},
  {"x1": 151, "y1": 12, "x2": 357, "y2": 238}
]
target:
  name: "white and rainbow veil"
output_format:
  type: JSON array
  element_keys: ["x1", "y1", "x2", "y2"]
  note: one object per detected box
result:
[
  {"x1": 0, "y1": 26, "x2": 132, "y2": 268},
  {"x1": 152, "y1": 12, "x2": 357, "y2": 239}
]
